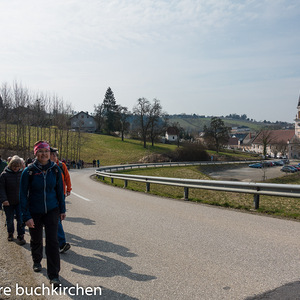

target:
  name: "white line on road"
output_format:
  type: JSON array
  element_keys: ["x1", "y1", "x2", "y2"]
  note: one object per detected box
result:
[{"x1": 72, "y1": 192, "x2": 92, "y2": 202}]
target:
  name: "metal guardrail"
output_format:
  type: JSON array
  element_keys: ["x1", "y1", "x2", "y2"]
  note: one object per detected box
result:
[{"x1": 95, "y1": 161, "x2": 300, "y2": 209}]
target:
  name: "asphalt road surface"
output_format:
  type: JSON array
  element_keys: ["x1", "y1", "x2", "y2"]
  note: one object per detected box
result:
[{"x1": 19, "y1": 168, "x2": 300, "y2": 300}]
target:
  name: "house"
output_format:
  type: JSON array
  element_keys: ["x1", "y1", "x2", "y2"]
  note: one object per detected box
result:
[
  {"x1": 240, "y1": 132, "x2": 256, "y2": 152},
  {"x1": 251, "y1": 129, "x2": 294, "y2": 157},
  {"x1": 70, "y1": 111, "x2": 97, "y2": 133},
  {"x1": 165, "y1": 127, "x2": 178, "y2": 142}
]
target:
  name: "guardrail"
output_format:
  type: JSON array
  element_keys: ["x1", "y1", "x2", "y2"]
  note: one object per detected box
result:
[{"x1": 95, "y1": 161, "x2": 300, "y2": 209}]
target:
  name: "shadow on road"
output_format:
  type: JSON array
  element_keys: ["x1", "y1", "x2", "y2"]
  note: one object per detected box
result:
[
  {"x1": 245, "y1": 280, "x2": 300, "y2": 300},
  {"x1": 66, "y1": 232, "x2": 137, "y2": 258},
  {"x1": 59, "y1": 277, "x2": 139, "y2": 300},
  {"x1": 58, "y1": 232, "x2": 156, "y2": 298},
  {"x1": 65, "y1": 216, "x2": 96, "y2": 226}
]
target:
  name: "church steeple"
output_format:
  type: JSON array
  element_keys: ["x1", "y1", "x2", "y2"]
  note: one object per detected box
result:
[{"x1": 295, "y1": 94, "x2": 300, "y2": 137}]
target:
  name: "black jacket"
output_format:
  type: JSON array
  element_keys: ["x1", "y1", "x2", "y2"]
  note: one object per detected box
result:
[{"x1": 0, "y1": 167, "x2": 22, "y2": 205}]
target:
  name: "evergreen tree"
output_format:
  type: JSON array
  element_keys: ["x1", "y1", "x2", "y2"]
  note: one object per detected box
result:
[{"x1": 103, "y1": 87, "x2": 119, "y2": 134}]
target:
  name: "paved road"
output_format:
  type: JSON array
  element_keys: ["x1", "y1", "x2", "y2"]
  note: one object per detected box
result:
[{"x1": 20, "y1": 168, "x2": 300, "y2": 299}]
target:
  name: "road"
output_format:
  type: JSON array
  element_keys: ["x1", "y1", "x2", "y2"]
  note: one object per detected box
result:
[{"x1": 19, "y1": 168, "x2": 300, "y2": 299}]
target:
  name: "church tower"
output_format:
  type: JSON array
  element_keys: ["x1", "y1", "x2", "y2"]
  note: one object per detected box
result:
[{"x1": 295, "y1": 94, "x2": 300, "y2": 137}]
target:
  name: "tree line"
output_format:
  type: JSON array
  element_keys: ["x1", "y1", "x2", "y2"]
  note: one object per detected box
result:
[
  {"x1": 0, "y1": 82, "x2": 83, "y2": 160},
  {"x1": 0, "y1": 82, "x2": 233, "y2": 160}
]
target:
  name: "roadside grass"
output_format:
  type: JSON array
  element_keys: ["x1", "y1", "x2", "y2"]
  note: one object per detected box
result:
[{"x1": 97, "y1": 165, "x2": 300, "y2": 220}]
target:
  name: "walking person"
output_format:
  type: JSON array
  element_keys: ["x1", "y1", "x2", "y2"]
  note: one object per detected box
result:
[
  {"x1": 20, "y1": 141, "x2": 65, "y2": 287},
  {"x1": 0, "y1": 155, "x2": 26, "y2": 245},
  {"x1": 50, "y1": 147, "x2": 71, "y2": 253}
]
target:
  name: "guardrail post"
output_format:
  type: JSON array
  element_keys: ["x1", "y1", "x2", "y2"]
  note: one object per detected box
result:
[
  {"x1": 111, "y1": 178, "x2": 114, "y2": 184},
  {"x1": 146, "y1": 182, "x2": 150, "y2": 193},
  {"x1": 254, "y1": 194, "x2": 260, "y2": 209},
  {"x1": 124, "y1": 180, "x2": 128, "y2": 188},
  {"x1": 184, "y1": 187, "x2": 189, "y2": 201}
]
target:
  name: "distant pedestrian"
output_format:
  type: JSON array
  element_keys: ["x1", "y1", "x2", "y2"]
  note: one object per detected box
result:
[
  {"x1": 76, "y1": 160, "x2": 81, "y2": 169},
  {"x1": 97, "y1": 159, "x2": 100, "y2": 168},
  {"x1": 93, "y1": 159, "x2": 96, "y2": 167}
]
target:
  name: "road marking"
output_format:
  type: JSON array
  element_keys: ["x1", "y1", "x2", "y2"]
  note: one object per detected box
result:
[{"x1": 72, "y1": 192, "x2": 92, "y2": 202}]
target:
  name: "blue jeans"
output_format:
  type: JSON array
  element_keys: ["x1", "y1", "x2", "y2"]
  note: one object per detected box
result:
[
  {"x1": 57, "y1": 219, "x2": 66, "y2": 247},
  {"x1": 3, "y1": 204, "x2": 25, "y2": 236}
]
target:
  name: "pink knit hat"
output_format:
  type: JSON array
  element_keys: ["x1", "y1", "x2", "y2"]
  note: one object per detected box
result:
[{"x1": 34, "y1": 141, "x2": 50, "y2": 155}]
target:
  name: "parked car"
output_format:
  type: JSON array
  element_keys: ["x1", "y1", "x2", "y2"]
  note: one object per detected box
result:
[
  {"x1": 249, "y1": 163, "x2": 262, "y2": 168},
  {"x1": 273, "y1": 160, "x2": 284, "y2": 166},
  {"x1": 281, "y1": 166, "x2": 297, "y2": 173},
  {"x1": 291, "y1": 165, "x2": 300, "y2": 171}
]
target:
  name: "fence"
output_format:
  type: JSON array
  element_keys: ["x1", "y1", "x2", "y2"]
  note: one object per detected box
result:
[{"x1": 95, "y1": 161, "x2": 300, "y2": 209}]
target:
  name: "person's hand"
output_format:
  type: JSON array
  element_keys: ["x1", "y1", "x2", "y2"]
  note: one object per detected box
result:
[
  {"x1": 66, "y1": 192, "x2": 71, "y2": 197},
  {"x1": 2, "y1": 201, "x2": 9, "y2": 206},
  {"x1": 60, "y1": 213, "x2": 66, "y2": 221},
  {"x1": 26, "y1": 219, "x2": 35, "y2": 228}
]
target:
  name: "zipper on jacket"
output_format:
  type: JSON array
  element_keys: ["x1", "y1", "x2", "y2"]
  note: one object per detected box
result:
[{"x1": 43, "y1": 171, "x2": 47, "y2": 213}]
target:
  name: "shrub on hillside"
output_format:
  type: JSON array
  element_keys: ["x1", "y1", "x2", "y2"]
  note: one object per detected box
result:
[{"x1": 169, "y1": 143, "x2": 210, "y2": 162}]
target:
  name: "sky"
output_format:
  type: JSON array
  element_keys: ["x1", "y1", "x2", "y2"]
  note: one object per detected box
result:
[{"x1": 1, "y1": 0, "x2": 300, "y2": 123}]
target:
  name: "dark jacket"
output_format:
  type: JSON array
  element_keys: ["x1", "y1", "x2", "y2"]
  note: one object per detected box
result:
[
  {"x1": 0, "y1": 159, "x2": 7, "y2": 174},
  {"x1": 19, "y1": 160, "x2": 65, "y2": 222},
  {"x1": 0, "y1": 167, "x2": 23, "y2": 205}
]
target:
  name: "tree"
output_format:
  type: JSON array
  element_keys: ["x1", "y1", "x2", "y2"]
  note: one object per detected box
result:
[
  {"x1": 94, "y1": 102, "x2": 105, "y2": 133},
  {"x1": 118, "y1": 106, "x2": 130, "y2": 141},
  {"x1": 133, "y1": 98, "x2": 152, "y2": 148},
  {"x1": 148, "y1": 99, "x2": 163, "y2": 146},
  {"x1": 257, "y1": 130, "x2": 275, "y2": 158},
  {"x1": 103, "y1": 87, "x2": 119, "y2": 134},
  {"x1": 203, "y1": 117, "x2": 230, "y2": 152}
]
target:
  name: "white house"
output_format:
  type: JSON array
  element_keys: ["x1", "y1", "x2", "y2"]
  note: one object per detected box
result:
[{"x1": 165, "y1": 127, "x2": 178, "y2": 142}]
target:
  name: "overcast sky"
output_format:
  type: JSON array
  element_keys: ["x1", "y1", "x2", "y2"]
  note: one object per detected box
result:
[{"x1": 1, "y1": 0, "x2": 300, "y2": 122}]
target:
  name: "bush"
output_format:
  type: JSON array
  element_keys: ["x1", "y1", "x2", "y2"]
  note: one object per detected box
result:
[{"x1": 170, "y1": 142, "x2": 210, "y2": 162}]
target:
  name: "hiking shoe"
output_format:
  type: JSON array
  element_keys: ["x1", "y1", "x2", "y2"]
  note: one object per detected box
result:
[
  {"x1": 59, "y1": 242, "x2": 71, "y2": 254},
  {"x1": 17, "y1": 235, "x2": 26, "y2": 245},
  {"x1": 7, "y1": 233, "x2": 13, "y2": 242},
  {"x1": 33, "y1": 263, "x2": 42, "y2": 272},
  {"x1": 50, "y1": 278, "x2": 61, "y2": 288}
]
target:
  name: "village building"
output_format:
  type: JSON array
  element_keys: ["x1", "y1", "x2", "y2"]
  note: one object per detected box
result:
[
  {"x1": 165, "y1": 127, "x2": 178, "y2": 142},
  {"x1": 288, "y1": 95, "x2": 300, "y2": 158},
  {"x1": 70, "y1": 111, "x2": 97, "y2": 133}
]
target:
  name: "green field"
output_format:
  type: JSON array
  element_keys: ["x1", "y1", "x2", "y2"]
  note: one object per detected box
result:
[{"x1": 80, "y1": 134, "x2": 178, "y2": 166}]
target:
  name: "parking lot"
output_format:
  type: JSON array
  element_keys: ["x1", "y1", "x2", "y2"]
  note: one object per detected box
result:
[{"x1": 208, "y1": 163, "x2": 294, "y2": 182}]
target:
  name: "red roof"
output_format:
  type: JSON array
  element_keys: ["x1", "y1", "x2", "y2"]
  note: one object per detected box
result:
[{"x1": 252, "y1": 129, "x2": 294, "y2": 145}]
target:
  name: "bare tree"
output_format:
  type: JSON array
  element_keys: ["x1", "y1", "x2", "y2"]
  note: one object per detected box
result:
[
  {"x1": 257, "y1": 130, "x2": 275, "y2": 158},
  {"x1": 118, "y1": 106, "x2": 130, "y2": 141},
  {"x1": 148, "y1": 99, "x2": 163, "y2": 146},
  {"x1": 133, "y1": 98, "x2": 152, "y2": 148}
]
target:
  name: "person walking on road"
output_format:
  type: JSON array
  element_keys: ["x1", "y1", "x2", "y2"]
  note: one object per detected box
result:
[
  {"x1": 0, "y1": 155, "x2": 26, "y2": 245},
  {"x1": 20, "y1": 141, "x2": 65, "y2": 288},
  {"x1": 50, "y1": 147, "x2": 72, "y2": 254}
]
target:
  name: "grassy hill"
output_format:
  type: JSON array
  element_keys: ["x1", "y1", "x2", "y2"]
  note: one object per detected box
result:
[
  {"x1": 78, "y1": 134, "x2": 177, "y2": 166},
  {"x1": 168, "y1": 115, "x2": 281, "y2": 132}
]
